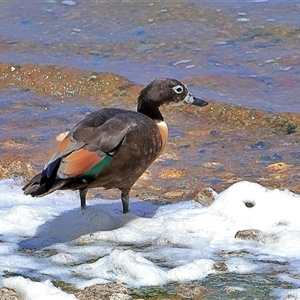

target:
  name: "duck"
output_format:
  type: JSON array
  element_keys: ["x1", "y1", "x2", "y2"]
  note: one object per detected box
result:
[{"x1": 23, "y1": 78, "x2": 208, "y2": 213}]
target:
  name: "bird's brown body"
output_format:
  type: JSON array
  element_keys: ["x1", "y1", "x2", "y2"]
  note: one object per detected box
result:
[{"x1": 23, "y1": 78, "x2": 208, "y2": 213}]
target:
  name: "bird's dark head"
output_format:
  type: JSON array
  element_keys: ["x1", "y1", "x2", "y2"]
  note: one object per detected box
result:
[{"x1": 137, "y1": 78, "x2": 208, "y2": 111}]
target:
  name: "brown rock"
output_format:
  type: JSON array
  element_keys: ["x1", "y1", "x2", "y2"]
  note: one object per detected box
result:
[
  {"x1": 0, "y1": 157, "x2": 36, "y2": 180},
  {"x1": 76, "y1": 283, "x2": 130, "y2": 300},
  {"x1": 194, "y1": 187, "x2": 216, "y2": 207},
  {"x1": 235, "y1": 229, "x2": 261, "y2": 240},
  {"x1": 212, "y1": 262, "x2": 228, "y2": 271},
  {"x1": 266, "y1": 162, "x2": 289, "y2": 172},
  {"x1": 174, "y1": 283, "x2": 209, "y2": 299},
  {"x1": 164, "y1": 189, "x2": 186, "y2": 198},
  {"x1": 0, "y1": 288, "x2": 21, "y2": 300},
  {"x1": 158, "y1": 168, "x2": 185, "y2": 179}
]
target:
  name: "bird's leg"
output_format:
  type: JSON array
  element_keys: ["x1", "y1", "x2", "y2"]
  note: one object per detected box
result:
[
  {"x1": 121, "y1": 191, "x2": 130, "y2": 214},
  {"x1": 80, "y1": 189, "x2": 88, "y2": 210}
]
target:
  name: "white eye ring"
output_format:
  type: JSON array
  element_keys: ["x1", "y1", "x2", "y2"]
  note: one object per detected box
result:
[{"x1": 173, "y1": 85, "x2": 184, "y2": 94}]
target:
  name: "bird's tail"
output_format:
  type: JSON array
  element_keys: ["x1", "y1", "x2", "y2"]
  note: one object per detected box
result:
[{"x1": 22, "y1": 173, "x2": 66, "y2": 197}]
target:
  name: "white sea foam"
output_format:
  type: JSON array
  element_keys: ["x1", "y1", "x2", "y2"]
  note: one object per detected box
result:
[{"x1": 0, "y1": 179, "x2": 300, "y2": 299}]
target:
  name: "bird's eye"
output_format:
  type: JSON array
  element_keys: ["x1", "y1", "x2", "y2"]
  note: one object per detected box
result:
[{"x1": 172, "y1": 85, "x2": 184, "y2": 94}]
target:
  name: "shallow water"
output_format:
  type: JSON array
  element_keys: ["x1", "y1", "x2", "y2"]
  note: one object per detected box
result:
[{"x1": 1, "y1": 0, "x2": 300, "y2": 111}]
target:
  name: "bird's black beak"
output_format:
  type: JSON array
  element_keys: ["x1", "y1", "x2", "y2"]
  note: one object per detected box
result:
[
  {"x1": 191, "y1": 97, "x2": 208, "y2": 107},
  {"x1": 183, "y1": 92, "x2": 208, "y2": 107}
]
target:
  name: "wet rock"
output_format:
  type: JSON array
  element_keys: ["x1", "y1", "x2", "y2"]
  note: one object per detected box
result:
[
  {"x1": 174, "y1": 283, "x2": 209, "y2": 299},
  {"x1": 76, "y1": 283, "x2": 130, "y2": 300},
  {"x1": 244, "y1": 201, "x2": 255, "y2": 208},
  {"x1": 164, "y1": 189, "x2": 185, "y2": 198},
  {"x1": 0, "y1": 288, "x2": 21, "y2": 300},
  {"x1": 158, "y1": 168, "x2": 185, "y2": 179},
  {"x1": 0, "y1": 157, "x2": 36, "y2": 180},
  {"x1": 266, "y1": 162, "x2": 289, "y2": 172},
  {"x1": 235, "y1": 229, "x2": 261, "y2": 240},
  {"x1": 212, "y1": 262, "x2": 228, "y2": 271},
  {"x1": 194, "y1": 187, "x2": 216, "y2": 207}
]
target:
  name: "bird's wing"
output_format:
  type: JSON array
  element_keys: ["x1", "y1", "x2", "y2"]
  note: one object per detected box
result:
[{"x1": 42, "y1": 114, "x2": 137, "y2": 180}]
